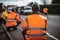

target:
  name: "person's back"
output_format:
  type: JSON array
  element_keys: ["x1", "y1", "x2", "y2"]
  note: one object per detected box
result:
[
  {"x1": 6, "y1": 9, "x2": 20, "y2": 30},
  {"x1": 7, "y1": 11, "x2": 16, "y2": 19},
  {"x1": 6, "y1": 11, "x2": 17, "y2": 27},
  {"x1": 28, "y1": 14, "x2": 45, "y2": 27},
  {"x1": 22, "y1": 13, "x2": 47, "y2": 40},
  {"x1": 22, "y1": 3, "x2": 48, "y2": 40}
]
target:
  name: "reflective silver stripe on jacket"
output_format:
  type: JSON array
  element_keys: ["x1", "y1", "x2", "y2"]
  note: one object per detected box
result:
[
  {"x1": 26, "y1": 33, "x2": 46, "y2": 36},
  {"x1": 26, "y1": 27, "x2": 46, "y2": 30},
  {"x1": 7, "y1": 14, "x2": 17, "y2": 20},
  {"x1": 7, "y1": 18, "x2": 16, "y2": 20}
]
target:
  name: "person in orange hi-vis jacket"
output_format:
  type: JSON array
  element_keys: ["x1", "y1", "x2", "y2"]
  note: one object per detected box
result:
[
  {"x1": 6, "y1": 8, "x2": 20, "y2": 31},
  {"x1": 22, "y1": 3, "x2": 48, "y2": 40}
]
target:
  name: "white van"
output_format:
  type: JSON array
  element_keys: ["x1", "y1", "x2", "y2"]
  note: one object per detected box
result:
[{"x1": 23, "y1": 6, "x2": 32, "y2": 14}]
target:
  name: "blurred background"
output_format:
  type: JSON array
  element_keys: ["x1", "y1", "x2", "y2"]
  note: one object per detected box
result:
[
  {"x1": 0, "y1": 0, "x2": 60, "y2": 40},
  {"x1": 0, "y1": 0, "x2": 60, "y2": 15}
]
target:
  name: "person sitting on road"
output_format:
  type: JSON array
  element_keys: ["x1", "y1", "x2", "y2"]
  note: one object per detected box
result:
[
  {"x1": 22, "y1": 3, "x2": 48, "y2": 40},
  {"x1": 6, "y1": 8, "x2": 20, "y2": 31}
]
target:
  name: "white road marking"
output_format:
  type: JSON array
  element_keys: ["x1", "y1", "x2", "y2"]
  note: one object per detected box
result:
[
  {"x1": 46, "y1": 32, "x2": 59, "y2": 40},
  {"x1": 1, "y1": 24, "x2": 14, "y2": 40}
]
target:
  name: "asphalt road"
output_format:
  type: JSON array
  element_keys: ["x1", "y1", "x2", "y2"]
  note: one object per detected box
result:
[
  {"x1": 9, "y1": 15, "x2": 60, "y2": 40},
  {"x1": 47, "y1": 15, "x2": 60, "y2": 40}
]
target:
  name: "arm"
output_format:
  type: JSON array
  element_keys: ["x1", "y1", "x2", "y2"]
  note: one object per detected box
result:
[
  {"x1": 16, "y1": 14, "x2": 20, "y2": 22},
  {"x1": 22, "y1": 18, "x2": 27, "y2": 30},
  {"x1": 1, "y1": 12, "x2": 5, "y2": 19},
  {"x1": 15, "y1": 14, "x2": 21, "y2": 26},
  {"x1": 22, "y1": 18, "x2": 27, "y2": 38},
  {"x1": 44, "y1": 17, "x2": 48, "y2": 30}
]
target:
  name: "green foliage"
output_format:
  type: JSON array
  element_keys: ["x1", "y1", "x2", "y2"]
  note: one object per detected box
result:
[
  {"x1": 43, "y1": 0, "x2": 46, "y2": 5},
  {"x1": 27, "y1": 2, "x2": 33, "y2": 7},
  {"x1": 3, "y1": 12, "x2": 7, "y2": 18}
]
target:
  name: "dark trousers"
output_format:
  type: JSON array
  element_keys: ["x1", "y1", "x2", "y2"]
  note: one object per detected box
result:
[
  {"x1": 7, "y1": 26, "x2": 17, "y2": 31},
  {"x1": 22, "y1": 30, "x2": 26, "y2": 40}
]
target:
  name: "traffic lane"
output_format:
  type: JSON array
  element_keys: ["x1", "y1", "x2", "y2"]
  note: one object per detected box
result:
[
  {"x1": 9, "y1": 15, "x2": 25, "y2": 40},
  {"x1": 9, "y1": 22, "x2": 24, "y2": 40},
  {"x1": 47, "y1": 15, "x2": 60, "y2": 39},
  {"x1": 10, "y1": 30, "x2": 24, "y2": 40}
]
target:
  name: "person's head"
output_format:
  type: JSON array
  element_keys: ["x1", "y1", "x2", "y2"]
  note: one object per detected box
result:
[
  {"x1": 43, "y1": 6, "x2": 48, "y2": 9},
  {"x1": 3, "y1": 7, "x2": 7, "y2": 12},
  {"x1": 12, "y1": 8, "x2": 15, "y2": 12},
  {"x1": 43, "y1": 7, "x2": 48, "y2": 11},
  {"x1": 32, "y1": 3, "x2": 39, "y2": 14}
]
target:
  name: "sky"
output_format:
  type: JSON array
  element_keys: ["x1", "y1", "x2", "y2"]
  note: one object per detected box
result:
[{"x1": 0, "y1": 0, "x2": 52, "y2": 6}]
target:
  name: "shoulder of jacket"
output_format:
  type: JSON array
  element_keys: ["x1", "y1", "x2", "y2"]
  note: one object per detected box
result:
[
  {"x1": 39, "y1": 15, "x2": 47, "y2": 20},
  {"x1": 27, "y1": 15, "x2": 32, "y2": 18},
  {"x1": 43, "y1": 16, "x2": 47, "y2": 20}
]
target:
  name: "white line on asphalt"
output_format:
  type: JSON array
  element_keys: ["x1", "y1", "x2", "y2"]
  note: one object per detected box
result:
[
  {"x1": 2, "y1": 24, "x2": 14, "y2": 40},
  {"x1": 46, "y1": 32, "x2": 59, "y2": 40}
]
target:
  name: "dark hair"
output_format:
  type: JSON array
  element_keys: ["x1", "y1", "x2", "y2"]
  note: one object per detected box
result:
[
  {"x1": 43, "y1": 6, "x2": 47, "y2": 8},
  {"x1": 12, "y1": 8, "x2": 15, "y2": 12},
  {"x1": 32, "y1": 4, "x2": 39, "y2": 12},
  {"x1": 2, "y1": 6, "x2": 7, "y2": 12}
]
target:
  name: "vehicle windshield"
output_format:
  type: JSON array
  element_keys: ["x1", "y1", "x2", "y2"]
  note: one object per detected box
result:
[
  {"x1": 24, "y1": 8, "x2": 31, "y2": 10},
  {"x1": 8, "y1": 7, "x2": 12, "y2": 12}
]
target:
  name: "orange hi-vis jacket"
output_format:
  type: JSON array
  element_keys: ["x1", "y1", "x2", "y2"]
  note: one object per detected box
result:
[
  {"x1": 6, "y1": 11, "x2": 20, "y2": 27},
  {"x1": 43, "y1": 8, "x2": 48, "y2": 13},
  {"x1": 22, "y1": 14, "x2": 47, "y2": 40}
]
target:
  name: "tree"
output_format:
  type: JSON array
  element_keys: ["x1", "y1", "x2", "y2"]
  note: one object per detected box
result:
[
  {"x1": 27, "y1": 2, "x2": 33, "y2": 7},
  {"x1": 43, "y1": 0, "x2": 47, "y2": 5}
]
